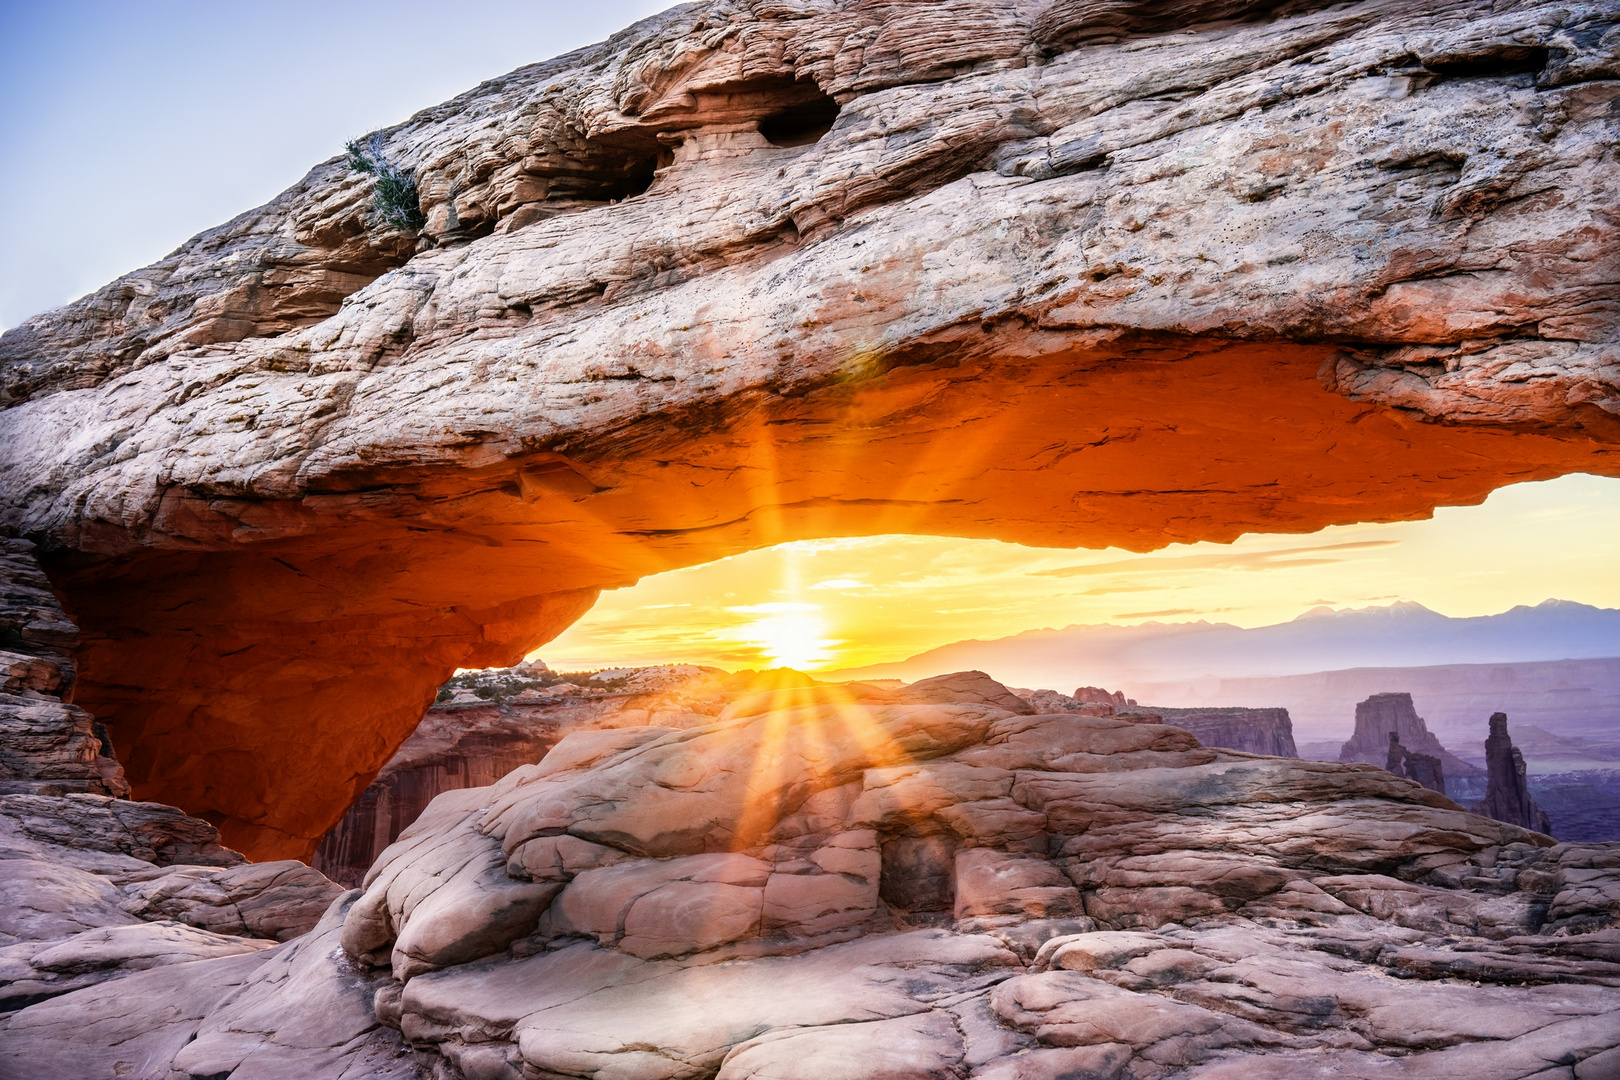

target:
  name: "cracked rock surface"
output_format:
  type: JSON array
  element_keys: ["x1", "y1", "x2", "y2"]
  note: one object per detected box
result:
[
  {"x1": 10, "y1": 670, "x2": 1615, "y2": 1078},
  {"x1": 1, "y1": 0, "x2": 1618, "y2": 858}
]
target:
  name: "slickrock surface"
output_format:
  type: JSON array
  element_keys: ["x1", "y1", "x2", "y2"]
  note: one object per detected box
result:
[
  {"x1": 1148, "y1": 707, "x2": 1298, "y2": 758},
  {"x1": 11, "y1": 669, "x2": 1618, "y2": 1078},
  {"x1": 315, "y1": 666, "x2": 750, "y2": 886},
  {"x1": 1, "y1": 0, "x2": 1618, "y2": 857},
  {"x1": 0, "y1": 791, "x2": 346, "y2": 1013}
]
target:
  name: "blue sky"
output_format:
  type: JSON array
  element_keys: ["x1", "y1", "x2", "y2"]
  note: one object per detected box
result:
[{"x1": 0, "y1": 0, "x2": 668, "y2": 329}]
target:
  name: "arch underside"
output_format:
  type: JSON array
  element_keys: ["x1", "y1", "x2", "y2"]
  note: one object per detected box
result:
[
  {"x1": 6, "y1": 0, "x2": 1619, "y2": 859},
  {"x1": 50, "y1": 337, "x2": 1620, "y2": 858}
]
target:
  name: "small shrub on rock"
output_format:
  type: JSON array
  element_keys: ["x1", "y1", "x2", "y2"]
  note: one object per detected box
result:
[{"x1": 345, "y1": 133, "x2": 426, "y2": 232}]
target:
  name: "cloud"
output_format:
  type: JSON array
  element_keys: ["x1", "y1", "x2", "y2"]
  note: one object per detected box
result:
[
  {"x1": 809, "y1": 579, "x2": 871, "y2": 590},
  {"x1": 1077, "y1": 585, "x2": 1165, "y2": 596},
  {"x1": 728, "y1": 602, "x2": 820, "y2": 614},
  {"x1": 1033, "y1": 540, "x2": 1400, "y2": 579},
  {"x1": 1112, "y1": 608, "x2": 1205, "y2": 619}
]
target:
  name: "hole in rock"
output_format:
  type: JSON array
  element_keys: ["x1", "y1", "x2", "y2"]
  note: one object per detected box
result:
[
  {"x1": 759, "y1": 90, "x2": 841, "y2": 148},
  {"x1": 880, "y1": 834, "x2": 958, "y2": 913},
  {"x1": 1422, "y1": 45, "x2": 1550, "y2": 78},
  {"x1": 49, "y1": 341, "x2": 1620, "y2": 861}
]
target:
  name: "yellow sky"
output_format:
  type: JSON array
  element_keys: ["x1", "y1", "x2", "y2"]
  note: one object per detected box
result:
[{"x1": 535, "y1": 473, "x2": 1620, "y2": 674}]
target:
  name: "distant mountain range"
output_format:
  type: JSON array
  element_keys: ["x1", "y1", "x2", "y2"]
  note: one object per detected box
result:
[
  {"x1": 831, "y1": 600, "x2": 1620, "y2": 685},
  {"x1": 828, "y1": 600, "x2": 1620, "y2": 738}
]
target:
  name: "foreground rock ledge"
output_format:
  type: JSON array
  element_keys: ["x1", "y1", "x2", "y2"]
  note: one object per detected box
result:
[
  {"x1": 4, "y1": 672, "x2": 1617, "y2": 1078},
  {"x1": 3, "y1": 0, "x2": 1619, "y2": 856}
]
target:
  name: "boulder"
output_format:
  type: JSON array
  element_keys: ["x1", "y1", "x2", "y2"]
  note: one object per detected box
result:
[{"x1": 5, "y1": 665, "x2": 1620, "y2": 1076}]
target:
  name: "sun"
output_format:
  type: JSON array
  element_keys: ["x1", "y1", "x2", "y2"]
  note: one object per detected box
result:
[{"x1": 733, "y1": 603, "x2": 835, "y2": 670}]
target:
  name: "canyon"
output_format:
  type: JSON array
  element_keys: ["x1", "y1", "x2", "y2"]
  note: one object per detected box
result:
[
  {"x1": 1, "y1": 0, "x2": 1618, "y2": 858},
  {"x1": 314, "y1": 670, "x2": 1303, "y2": 885},
  {"x1": 3, "y1": 545, "x2": 1619, "y2": 1076}
]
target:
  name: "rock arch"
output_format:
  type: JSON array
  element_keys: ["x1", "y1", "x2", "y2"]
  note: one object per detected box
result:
[{"x1": 3, "y1": 0, "x2": 1617, "y2": 858}]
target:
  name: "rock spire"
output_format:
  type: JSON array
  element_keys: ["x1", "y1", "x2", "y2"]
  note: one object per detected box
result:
[{"x1": 1471, "y1": 712, "x2": 1554, "y2": 836}]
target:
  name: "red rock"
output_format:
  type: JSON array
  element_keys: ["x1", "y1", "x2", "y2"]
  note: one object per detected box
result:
[{"x1": 2, "y1": 0, "x2": 1618, "y2": 856}]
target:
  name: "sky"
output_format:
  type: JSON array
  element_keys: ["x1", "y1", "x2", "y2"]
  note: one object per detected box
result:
[
  {"x1": 6, "y1": 2, "x2": 1618, "y2": 676},
  {"x1": 0, "y1": 0, "x2": 668, "y2": 330},
  {"x1": 537, "y1": 473, "x2": 1620, "y2": 673}
]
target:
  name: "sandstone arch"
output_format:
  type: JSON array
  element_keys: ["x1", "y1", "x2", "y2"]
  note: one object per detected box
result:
[{"x1": 3, "y1": 0, "x2": 1617, "y2": 858}]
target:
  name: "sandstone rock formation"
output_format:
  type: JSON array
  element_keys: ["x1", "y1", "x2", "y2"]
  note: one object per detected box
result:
[
  {"x1": 315, "y1": 665, "x2": 750, "y2": 886},
  {"x1": 1, "y1": 0, "x2": 1618, "y2": 857},
  {"x1": 0, "y1": 536, "x2": 126, "y2": 799},
  {"x1": 1151, "y1": 707, "x2": 1298, "y2": 758},
  {"x1": 10, "y1": 666, "x2": 1620, "y2": 1077},
  {"x1": 1013, "y1": 686, "x2": 1122, "y2": 717},
  {"x1": 1473, "y1": 711, "x2": 1556, "y2": 836},
  {"x1": 0, "y1": 542, "x2": 384, "y2": 1071},
  {"x1": 1338, "y1": 692, "x2": 1479, "y2": 789},
  {"x1": 0, "y1": 539, "x2": 345, "y2": 1007},
  {"x1": 1386, "y1": 731, "x2": 1446, "y2": 795}
]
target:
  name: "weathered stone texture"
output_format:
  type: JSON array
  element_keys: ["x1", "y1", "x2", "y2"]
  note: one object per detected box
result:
[
  {"x1": 0, "y1": 0, "x2": 1617, "y2": 857},
  {"x1": 0, "y1": 536, "x2": 126, "y2": 799},
  {"x1": 313, "y1": 667, "x2": 748, "y2": 886},
  {"x1": 12, "y1": 668, "x2": 1618, "y2": 1078}
]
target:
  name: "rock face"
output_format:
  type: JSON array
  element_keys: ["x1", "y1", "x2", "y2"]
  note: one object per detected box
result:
[
  {"x1": 0, "y1": 536, "x2": 126, "y2": 799},
  {"x1": 1151, "y1": 707, "x2": 1298, "y2": 757},
  {"x1": 0, "y1": 0, "x2": 1618, "y2": 857},
  {"x1": 314, "y1": 667, "x2": 750, "y2": 887},
  {"x1": 12, "y1": 667, "x2": 1620, "y2": 1077},
  {"x1": 1473, "y1": 711, "x2": 1556, "y2": 836},
  {"x1": 0, "y1": 540, "x2": 396, "y2": 1076},
  {"x1": 1386, "y1": 731, "x2": 1446, "y2": 795},
  {"x1": 1338, "y1": 692, "x2": 1478, "y2": 788}
]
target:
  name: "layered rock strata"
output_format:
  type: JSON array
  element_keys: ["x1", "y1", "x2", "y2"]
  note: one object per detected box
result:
[
  {"x1": 1150, "y1": 707, "x2": 1298, "y2": 758},
  {"x1": 1473, "y1": 711, "x2": 1556, "y2": 836},
  {"x1": 315, "y1": 666, "x2": 750, "y2": 887},
  {"x1": 1, "y1": 0, "x2": 1618, "y2": 857},
  {"x1": 0, "y1": 536, "x2": 126, "y2": 799},
  {"x1": 1338, "y1": 691, "x2": 1479, "y2": 785},
  {"x1": 11, "y1": 670, "x2": 1619, "y2": 1077},
  {"x1": 1386, "y1": 731, "x2": 1446, "y2": 794}
]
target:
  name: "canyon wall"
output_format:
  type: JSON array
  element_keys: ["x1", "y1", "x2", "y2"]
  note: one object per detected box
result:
[
  {"x1": 2, "y1": 0, "x2": 1617, "y2": 856},
  {"x1": 313, "y1": 673, "x2": 745, "y2": 886},
  {"x1": 1150, "y1": 707, "x2": 1298, "y2": 757}
]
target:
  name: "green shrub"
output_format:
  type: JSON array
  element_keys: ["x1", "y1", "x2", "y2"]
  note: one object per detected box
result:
[{"x1": 345, "y1": 133, "x2": 426, "y2": 232}]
